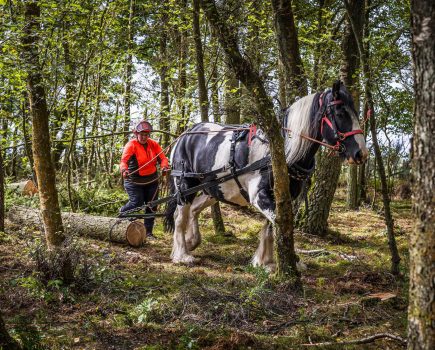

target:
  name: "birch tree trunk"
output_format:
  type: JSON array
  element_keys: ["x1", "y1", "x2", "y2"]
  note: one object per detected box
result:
[{"x1": 408, "y1": 0, "x2": 435, "y2": 348}]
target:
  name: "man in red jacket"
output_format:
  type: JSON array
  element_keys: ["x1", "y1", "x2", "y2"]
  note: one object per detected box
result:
[{"x1": 120, "y1": 121, "x2": 169, "y2": 239}]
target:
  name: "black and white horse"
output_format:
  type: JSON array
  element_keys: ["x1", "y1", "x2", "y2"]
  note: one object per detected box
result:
[{"x1": 164, "y1": 81, "x2": 368, "y2": 269}]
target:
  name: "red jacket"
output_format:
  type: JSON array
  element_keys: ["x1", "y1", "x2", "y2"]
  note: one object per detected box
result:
[{"x1": 120, "y1": 138, "x2": 169, "y2": 176}]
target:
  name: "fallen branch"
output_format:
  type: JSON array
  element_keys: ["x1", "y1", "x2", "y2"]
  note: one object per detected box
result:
[{"x1": 302, "y1": 333, "x2": 406, "y2": 347}]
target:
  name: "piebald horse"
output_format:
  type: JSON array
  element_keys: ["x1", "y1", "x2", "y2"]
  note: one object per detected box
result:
[{"x1": 164, "y1": 81, "x2": 368, "y2": 270}]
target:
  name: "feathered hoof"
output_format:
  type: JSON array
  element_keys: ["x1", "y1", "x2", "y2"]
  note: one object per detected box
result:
[{"x1": 172, "y1": 254, "x2": 197, "y2": 265}]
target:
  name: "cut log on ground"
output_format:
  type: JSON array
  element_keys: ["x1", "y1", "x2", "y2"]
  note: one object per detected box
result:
[
  {"x1": 7, "y1": 206, "x2": 146, "y2": 247},
  {"x1": 7, "y1": 180, "x2": 38, "y2": 196}
]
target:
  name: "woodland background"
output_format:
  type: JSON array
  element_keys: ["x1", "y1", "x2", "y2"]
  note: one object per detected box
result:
[{"x1": 0, "y1": 0, "x2": 433, "y2": 349}]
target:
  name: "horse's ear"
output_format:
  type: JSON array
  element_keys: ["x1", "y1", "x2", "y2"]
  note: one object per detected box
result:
[{"x1": 332, "y1": 80, "x2": 341, "y2": 99}]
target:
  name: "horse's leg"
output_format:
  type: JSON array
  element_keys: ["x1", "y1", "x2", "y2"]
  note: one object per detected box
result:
[
  {"x1": 185, "y1": 194, "x2": 217, "y2": 251},
  {"x1": 251, "y1": 188, "x2": 307, "y2": 273},
  {"x1": 251, "y1": 187, "x2": 277, "y2": 272},
  {"x1": 171, "y1": 203, "x2": 196, "y2": 264}
]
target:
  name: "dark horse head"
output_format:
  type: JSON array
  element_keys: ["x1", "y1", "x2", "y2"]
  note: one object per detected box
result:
[{"x1": 317, "y1": 80, "x2": 368, "y2": 164}]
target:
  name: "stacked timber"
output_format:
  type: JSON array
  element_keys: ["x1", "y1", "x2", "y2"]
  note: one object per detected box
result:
[
  {"x1": 7, "y1": 180, "x2": 38, "y2": 196},
  {"x1": 7, "y1": 206, "x2": 146, "y2": 247}
]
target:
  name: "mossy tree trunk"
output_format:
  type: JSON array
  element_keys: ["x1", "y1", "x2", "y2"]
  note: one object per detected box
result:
[
  {"x1": 297, "y1": 151, "x2": 342, "y2": 235},
  {"x1": 123, "y1": 0, "x2": 135, "y2": 146},
  {"x1": 344, "y1": 0, "x2": 400, "y2": 275},
  {"x1": 159, "y1": 9, "x2": 170, "y2": 148},
  {"x1": 408, "y1": 0, "x2": 435, "y2": 348},
  {"x1": 341, "y1": 0, "x2": 364, "y2": 210},
  {"x1": 193, "y1": 0, "x2": 226, "y2": 236},
  {"x1": 271, "y1": 0, "x2": 307, "y2": 100},
  {"x1": 21, "y1": 1, "x2": 72, "y2": 282},
  {"x1": 200, "y1": 0, "x2": 300, "y2": 281}
]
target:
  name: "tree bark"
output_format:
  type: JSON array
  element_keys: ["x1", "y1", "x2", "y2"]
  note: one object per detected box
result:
[
  {"x1": 344, "y1": 0, "x2": 400, "y2": 275},
  {"x1": 193, "y1": 0, "x2": 226, "y2": 235},
  {"x1": 7, "y1": 206, "x2": 146, "y2": 247},
  {"x1": 408, "y1": 0, "x2": 435, "y2": 348},
  {"x1": 193, "y1": 0, "x2": 209, "y2": 123},
  {"x1": 341, "y1": 0, "x2": 364, "y2": 210},
  {"x1": 22, "y1": 1, "x2": 66, "y2": 248},
  {"x1": 297, "y1": 151, "x2": 342, "y2": 235},
  {"x1": 224, "y1": 68, "x2": 240, "y2": 124},
  {"x1": 271, "y1": 0, "x2": 307, "y2": 100},
  {"x1": 200, "y1": 0, "x2": 300, "y2": 281},
  {"x1": 123, "y1": 0, "x2": 135, "y2": 145},
  {"x1": 159, "y1": 10, "x2": 170, "y2": 148}
]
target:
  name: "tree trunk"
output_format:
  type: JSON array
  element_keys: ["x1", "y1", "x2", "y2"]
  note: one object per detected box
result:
[
  {"x1": 193, "y1": 0, "x2": 226, "y2": 235},
  {"x1": 0, "y1": 311, "x2": 21, "y2": 350},
  {"x1": 297, "y1": 151, "x2": 342, "y2": 235},
  {"x1": 341, "y1": 0, "x2": 364, "y2": 210},
  {"x1": 177, "y1": 0, "x2": 188, "y2": 133},
  {"x1": 159, "y1": 10, "x2": 170, "y2": 148},
  {"x1": 21, "y1": 1, "x2": 72, "y2": 283},
  {"x1": 408, "y1": 0, "x2": 435, "y2": 348},
  {"x1": 193, "y1": 0, "x2": 209, "y2": 123},
  {"x1": 224, "y1": 68, "x2": 240, "y2": 124},
  {"x1": 200, "y1": 0, "x2": 299, "y2": 282},
  {"x1": 7, "y1": 206, "x2": 146, "y2": 247},
  {"x1": 21, "y1": 97, "x2": 34, "y2": 173},
  {"x1": 123, "y1": 0, "x2": 135, "y2": 146},
  {"x1": 271, "y1": 0, "x2": 307, "y2": 100},
  {"x1": 344, "y1": 0, "x2": 400, "y2": 275}
]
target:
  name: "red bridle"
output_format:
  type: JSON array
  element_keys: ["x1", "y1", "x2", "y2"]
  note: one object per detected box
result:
[{"x1": 319, "y1": 94, "x2": 364, "y2": 152}]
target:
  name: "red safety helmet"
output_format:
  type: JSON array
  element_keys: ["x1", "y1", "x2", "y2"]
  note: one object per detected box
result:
[{"x1": 134, "y1": 120, "x2": 153, "y2": 134}]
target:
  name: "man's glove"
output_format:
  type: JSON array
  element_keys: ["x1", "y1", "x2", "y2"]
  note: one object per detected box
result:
[{"x1": 122, "y1": 169, "x2": 130, "y2": 178}]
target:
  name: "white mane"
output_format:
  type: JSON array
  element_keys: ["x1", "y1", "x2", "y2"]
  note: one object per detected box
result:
[{"x1": 284, "y1": 93, "x2": 317, "y2": 165}]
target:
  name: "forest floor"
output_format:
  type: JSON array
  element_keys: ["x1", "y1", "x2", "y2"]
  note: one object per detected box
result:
[{"x1": 1, "y1": 187, "x2": 411, "y2": 350}]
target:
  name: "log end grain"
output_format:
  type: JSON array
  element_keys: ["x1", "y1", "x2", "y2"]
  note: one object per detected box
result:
[{"x1": 125, "y1": 221, "x2": 146, "y2": 247}]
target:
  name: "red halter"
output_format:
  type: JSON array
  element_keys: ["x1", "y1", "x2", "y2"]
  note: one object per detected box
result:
[{"x1": 319, "y1": 93, "x2": 364, "y2": 151}]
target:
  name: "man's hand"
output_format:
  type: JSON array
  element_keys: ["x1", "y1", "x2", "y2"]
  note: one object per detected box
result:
[
  {"x1": 122, "y1": 169, "x2": 130, "y2": 178},
  {"x1": 161, "y1": 167, "x2": 169, "y2": 175}
]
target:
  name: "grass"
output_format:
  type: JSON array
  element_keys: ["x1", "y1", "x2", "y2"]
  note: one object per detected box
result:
[{"x1": 0, "y1": 188, "x2": 411, "y2": 349}]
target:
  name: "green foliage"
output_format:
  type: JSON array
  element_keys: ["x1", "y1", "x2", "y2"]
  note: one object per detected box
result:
[{"x1": 130, "y1": 297, "x2": 160, "y2": 324}]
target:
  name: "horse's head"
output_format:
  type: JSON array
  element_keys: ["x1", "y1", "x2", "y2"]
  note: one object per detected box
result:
[{"x1": 319, "y1": 81, "x2": 368, "y2": 164}]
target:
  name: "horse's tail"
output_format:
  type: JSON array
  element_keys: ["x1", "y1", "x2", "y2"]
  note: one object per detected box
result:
[{"x1": 163, "y1": 177, "x2": 177, "y2": 233}]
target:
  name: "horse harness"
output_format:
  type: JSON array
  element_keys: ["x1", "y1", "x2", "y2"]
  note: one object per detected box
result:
[
  {"x1": 169, "y1": 125, "x2": 314, "y2": 205},
  {"x1": 318, "y1": 92, "x2": 364, "y2": 152}
]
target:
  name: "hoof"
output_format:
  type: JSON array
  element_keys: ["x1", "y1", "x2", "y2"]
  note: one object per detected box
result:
[
  {"x1": 172, "y1": 254, "x2": 196, "y2": 265},
  {"x1": 264, "y1": 263, "x2": 276, "y2": 273}
]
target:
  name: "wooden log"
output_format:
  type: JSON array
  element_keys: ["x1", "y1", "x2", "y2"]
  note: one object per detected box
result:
[
  {"x1": 7, "y1": 206, "x2": 146, "y2": 247},
  {"x1": 7, "y1": 180, "x2": 38, "y2": 196}
]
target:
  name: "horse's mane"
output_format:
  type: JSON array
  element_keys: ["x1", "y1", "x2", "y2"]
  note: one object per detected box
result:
[{"x1": 284, "y1": 93, "x2": 319, "y2": 165}]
